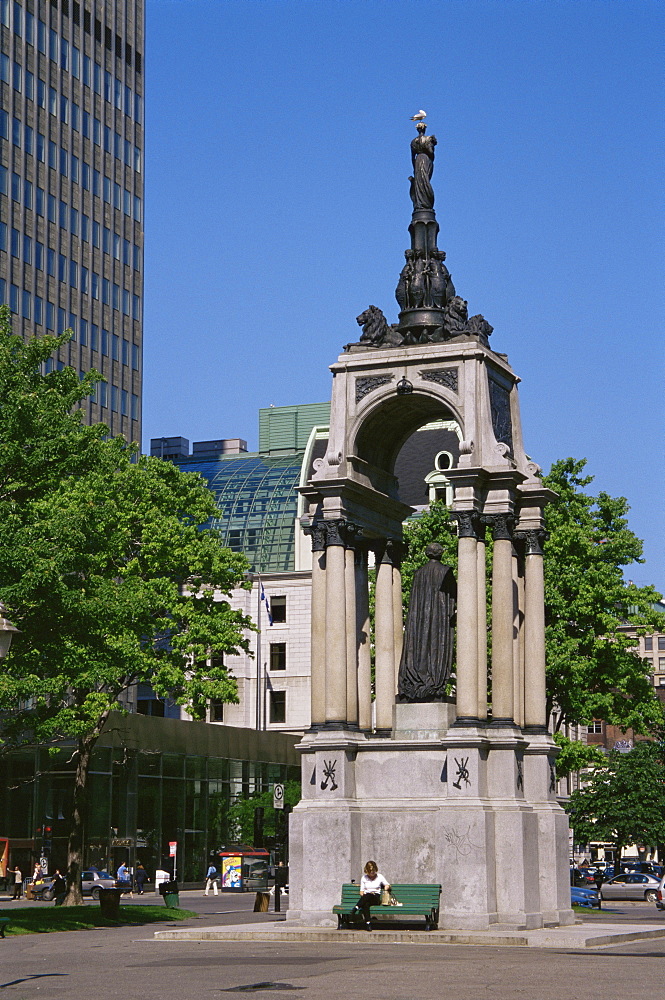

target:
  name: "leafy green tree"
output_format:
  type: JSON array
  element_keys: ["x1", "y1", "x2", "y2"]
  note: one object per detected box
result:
[
  {"x1": 227, "y1": 780, "x2": 301, "y2": 843},
  {"x1": 543, "y1": 458, "x2": 664, "y2": 734},
  {"x1": 552, "y1": 732, "x2": 606, "y2": 780},
  {"x1": 0, "y1": 309, "x2": 254, "y2": 903},
  {"x1": 566, "y1": 741, "x2": 665, "y2": 863},
  {"x1": 400, "y1": 501, "x2": 458, "y2": 615}
]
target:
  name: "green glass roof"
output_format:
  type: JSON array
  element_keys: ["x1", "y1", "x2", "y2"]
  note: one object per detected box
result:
[{"x1": 183, "y1": 453, "x2": 304, "y2": 573}]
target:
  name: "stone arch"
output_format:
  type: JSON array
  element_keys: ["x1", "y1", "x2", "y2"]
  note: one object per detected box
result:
[{"x1": 350, "y1": 389, "x2": 463, "y2": 478}]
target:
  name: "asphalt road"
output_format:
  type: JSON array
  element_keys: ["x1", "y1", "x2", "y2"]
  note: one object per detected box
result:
[{"x1": 1, "y1": 893, "x2": 664, "y2": 1000}]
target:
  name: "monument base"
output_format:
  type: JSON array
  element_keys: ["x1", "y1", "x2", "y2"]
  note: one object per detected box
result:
[{"x1": 286, "y1": 725, "x2": 574, "y2": 931}]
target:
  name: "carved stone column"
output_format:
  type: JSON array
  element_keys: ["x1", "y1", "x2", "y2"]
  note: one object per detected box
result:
[
  {"x1": 453, "y1": 512, "x2": 481, "y2": 724},
  {"x1": 355, "y1": 547, "x2": 372, "y2": 731},
  {"x1": 512, "y1": 544, "x2": 525, "y2": 729},
  {"x1": 391, "y1": 541, "x2": 404, "y2": 689},
  {"x1": 345, "y1": 528, "x2": 361, "y2": 728},
  {"x1": 304, "y1": 522, "x2": 327, "y2": 728},
  {"x1": 324, "y1": 519, "x2": 348, "y2": 726},
  {"x1": 374, "y1": 540, "x2": 396, "y2": 735},
  {"x1": 517, "y1": 529, "x2": 548, "y2": 732},
  {"x1": 476, "y1": 530, "x2": 488, "y2": 721},
  {"x1": 489, "y1": 513, "x2": 515, "y2": 724}
]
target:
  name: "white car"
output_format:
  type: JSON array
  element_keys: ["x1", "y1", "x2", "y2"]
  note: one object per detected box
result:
[
  {"x1": 655, "y1": 874, "x2": 665, "y2": 911},
  {"x1": 600, "y1": 872, "x2": 660, "y2": 903}
]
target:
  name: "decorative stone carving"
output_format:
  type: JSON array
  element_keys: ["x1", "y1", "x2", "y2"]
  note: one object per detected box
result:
[
  {"x1": 320, "y1": 759, "x2": 338, "y2": 791},
  {"x1": 549, "y1": 759, "x2": 557, "y2": 793},
  {"x1": 451, "y1": 511, "x2": 483, "y2": 539},
  {"x1": 452, "y1": 756, "x2": 471, "y2": 789},
  {"x1": 303, "y1": 520, "x2": 327, "y2": 553},
  {"x1": 355, "y1": 374, "x2": 394, "y2": 402},
  {"x1": 488, "y1": 375, "x2": 513, "y2": 452},
  {"x1": 514, "y1": 529, "x2": 548, "y2": 556},
  {"x1": 421, "y1": 367, "x2": 458, "y2": 392},
  {"x1": 396, "y1": 376, "x2": 413, "y2": 394},
  {"x1": 484, "y1": 513, "x2": 515, "y2": 541}
]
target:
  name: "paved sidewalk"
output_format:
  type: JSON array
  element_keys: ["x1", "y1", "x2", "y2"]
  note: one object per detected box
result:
[{"x1": 153, "y1": 916, "x2": 665, "y2": 949}]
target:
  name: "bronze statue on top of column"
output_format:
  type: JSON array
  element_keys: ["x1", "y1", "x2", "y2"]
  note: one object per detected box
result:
[
  {"x1": 409, "y1": 121, "x2": 437, "y2": 211},
  {"x1": 345, "y1": 113, "x2": 493, "y2": 352}
]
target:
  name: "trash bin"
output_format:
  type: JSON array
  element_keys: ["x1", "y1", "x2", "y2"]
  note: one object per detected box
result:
[
  {"x1": 158, "y1": 879, "x2": 179, "y2": 908},
  {"x1": 98, "y1": 887, "x2": 122, "y2": 918}
]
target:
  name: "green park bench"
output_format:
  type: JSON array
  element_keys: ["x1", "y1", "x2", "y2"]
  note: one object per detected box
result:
[
  {"x1": 333, "y1": 883, "x2": 442, "y2": 931},
  {"x1": 0, "y1": 915, "x2": 12, "y2": 938}
]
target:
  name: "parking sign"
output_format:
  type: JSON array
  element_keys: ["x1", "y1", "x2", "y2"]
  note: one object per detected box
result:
[{"x1": 273, "y1": 783, "x2": 284, "y2": 809}]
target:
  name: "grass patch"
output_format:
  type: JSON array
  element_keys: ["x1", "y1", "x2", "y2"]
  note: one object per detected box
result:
[{"x1": 0, "y1": 904, "x2": 197, "y2": 935}]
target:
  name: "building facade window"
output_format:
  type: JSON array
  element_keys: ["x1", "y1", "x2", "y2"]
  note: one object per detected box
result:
[
  {"x1": 270, "y1": 691, "x2": 286, "y2": 724},
  {"x1": 270, "y1": 596, "x2": 287, "y2": 624},
  {"x1": 645, "y1": 637, "x2": 653, "y2": 652},
  {"x1": 587, "y1": 721, "x2": 602, "y2": 734},
  {"x1": 269, "y1": 643, "x2": 287, "y2": 671}
]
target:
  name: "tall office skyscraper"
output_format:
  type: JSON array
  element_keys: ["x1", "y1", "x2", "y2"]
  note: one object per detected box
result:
[{"x1": 1, "y1": 0, "x2": 144, "y2": 441}]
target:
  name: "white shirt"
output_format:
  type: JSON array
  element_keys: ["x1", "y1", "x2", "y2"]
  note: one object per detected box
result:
[{"x1": 360, "y1": 872, "x2": 388, "y2": 894}]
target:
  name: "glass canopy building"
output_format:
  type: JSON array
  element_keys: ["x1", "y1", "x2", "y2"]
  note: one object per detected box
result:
[
  {"x1": 151, "y1": 403, "x2": 332, "y2": 574},
  {"x1": 0, "y1": 0, "x2": 144, "y2": 441}
]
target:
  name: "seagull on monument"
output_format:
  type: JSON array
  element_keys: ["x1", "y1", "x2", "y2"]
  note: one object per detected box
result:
[{"x1": 410, "y1": 110, "x2": 427, "y2": 121}]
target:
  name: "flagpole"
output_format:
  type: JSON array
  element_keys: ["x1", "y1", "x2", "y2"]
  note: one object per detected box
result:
[{"x1": 256, "y1": 574, "x2": 261, "y2": 731}]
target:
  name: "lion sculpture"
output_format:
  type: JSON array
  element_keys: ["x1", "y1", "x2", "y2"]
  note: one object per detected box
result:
[{"x1": 353, "y1": 306, "x2": 403, "y2": 348}]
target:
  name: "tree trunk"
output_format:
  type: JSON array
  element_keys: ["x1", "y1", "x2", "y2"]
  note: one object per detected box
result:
[{"x1": 62, "y1": 735, "x2": 95, "y2": 906}]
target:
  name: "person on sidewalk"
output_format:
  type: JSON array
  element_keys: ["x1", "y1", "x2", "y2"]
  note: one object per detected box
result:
[
  {"x1": 351, "y1": 860, "x2": 390, "y2": 931},
  {"x1": 9, "y1": 866, "x2": 23, "y2": 899},
  {"x1": 205, "y1": 863, "x2": 220, "y2": 896},
  {"x1": 134, "y1": 863, "x2": 148, "y2": 894}
]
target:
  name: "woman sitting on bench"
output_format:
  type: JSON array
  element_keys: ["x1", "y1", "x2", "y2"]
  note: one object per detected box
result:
[{"x1": 352, "y1": 860, "x2": 390, "y2": 931}]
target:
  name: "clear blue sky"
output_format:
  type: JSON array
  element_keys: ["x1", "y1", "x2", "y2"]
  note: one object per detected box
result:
[{"x1": 142, "y1": 0, "x2": 663, "y2": 588}]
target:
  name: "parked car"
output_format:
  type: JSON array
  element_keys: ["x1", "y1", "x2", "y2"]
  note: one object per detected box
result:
[
  {"x1": 31, "y1": 876, "x2": 56, "y2": 901},
  {"x1": 81, "y1": 870, "x2": 130, "y2": 899},
  {"x1": 654, "y1": 874, "x2": 665, "y2": 911},
  {"x1": 599, "y1": 872, "x2": 661, "y2": 903},
  {"x1": 571, "y1": 885, "x2": 601, "y2": 909}
]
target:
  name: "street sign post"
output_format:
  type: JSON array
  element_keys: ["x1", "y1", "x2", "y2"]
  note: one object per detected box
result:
[
  {"x1": 273, "y1": 783, "x2": 284, "y2": 809},
  {"x1": 169, "y1": 841, "x2": 177, "y2": 879}
]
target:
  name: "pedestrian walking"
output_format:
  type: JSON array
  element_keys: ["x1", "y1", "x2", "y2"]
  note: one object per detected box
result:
[
  {"x1": 134, "y1": 863, "x2": 148, "y2": 894},
  {"x1": 205, "y1": 863, "x2": 220, "y2": 895}
]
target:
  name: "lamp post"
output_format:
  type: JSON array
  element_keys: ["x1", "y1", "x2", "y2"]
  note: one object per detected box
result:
[{"x1": 0, "y1": 602, "x2": 19, "y2": 658}]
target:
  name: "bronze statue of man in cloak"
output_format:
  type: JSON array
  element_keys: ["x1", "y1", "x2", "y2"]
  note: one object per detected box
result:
[{"x1": 397, "y1": 542, "x2": 456, "y2": 702}]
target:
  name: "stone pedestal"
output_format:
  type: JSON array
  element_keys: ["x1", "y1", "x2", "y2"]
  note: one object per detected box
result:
[{"x1": 287, "y1": 725, "x2": 574, "y2": 930}]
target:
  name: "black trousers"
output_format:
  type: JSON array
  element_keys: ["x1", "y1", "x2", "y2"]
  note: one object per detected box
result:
[{"x1": 355, "y1": 892, "x2": 380, "y2": 922}]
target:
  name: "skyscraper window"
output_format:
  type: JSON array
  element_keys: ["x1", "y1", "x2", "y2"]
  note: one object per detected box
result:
[{"x1": 0, "y1": 0, "x2": 145, "y2": 441}]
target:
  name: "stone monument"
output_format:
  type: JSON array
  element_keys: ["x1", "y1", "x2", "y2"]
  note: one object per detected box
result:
[{"x1": 287, "y1": 115, "x2": 573, "y2": 931}]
